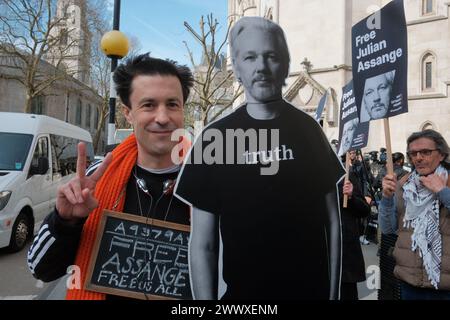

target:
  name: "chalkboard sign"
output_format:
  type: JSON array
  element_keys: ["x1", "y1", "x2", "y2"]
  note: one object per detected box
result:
[{"x1": 85, "y1": 210, "x2": 192, "y2": 300}]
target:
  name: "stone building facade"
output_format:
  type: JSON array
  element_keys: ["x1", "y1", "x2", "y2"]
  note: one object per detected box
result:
[
  {"x1": 228, "y1": 0, "x2": 450, "y2": 155},
  {"x1": 0, "y1": 56, "x2": 105, "y2": 152},
  {"x1": 46, "y1": 0, "x2": 91, "y2": 84},
  {"x1": 0, "y1": 0, "x2": 106, "y2": 152}
]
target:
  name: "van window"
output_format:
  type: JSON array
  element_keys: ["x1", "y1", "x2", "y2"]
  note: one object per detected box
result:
[
  {"x1": 85, "y1": 142, "x2": 94, "y2": 161},
  {"x1": 50, "y1": 142, "x2": 61, "y2": 179},
  {"x1": 0, "y1": 132, "x2": 33, "y2": 171},
  {"x1": 114, "y1": 129, "x2": 133, "y2": 143},
  {"x1": 31, "y1": 136, "x2": 49, "y2": 174},
  {"x1": 50, "y1": 135, "x2": 94, "y2": 177}
]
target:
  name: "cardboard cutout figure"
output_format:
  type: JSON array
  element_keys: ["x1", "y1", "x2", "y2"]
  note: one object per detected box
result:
[{"x1": 175, "y1": 17, "x2": 345, "y2": 300}]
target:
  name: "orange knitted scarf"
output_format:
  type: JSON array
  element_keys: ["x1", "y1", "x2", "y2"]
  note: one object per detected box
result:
[{"x1": 66, "y1": 133, "x2": 189, "y2": 300}]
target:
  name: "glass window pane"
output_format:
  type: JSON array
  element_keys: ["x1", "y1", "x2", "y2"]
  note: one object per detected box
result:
[
  {"x1": 31, "y1": 137, "x2": 49, "y2": 173},
  {"x1": 31, "y1": 96, "x2": 45, "y2": 115},
  {"x1": 94, "y1": 107, "x2": 99, "y2": 129},
  {"x1": 0, "y1": 133, "x2": 33, "y2": 171},
  {"x1": 424, "y1": 0, "x2": 433, "y2": 14},
  {"x1": 86, "y1": 104, "x2": 91, "y2": 129},
  {"x1": 425, "y1": 62, "x2": 432, "y2": 88},
  {"x1": 76, "y1": 100, "x2": 82, "y2": 125},
  {"x1": 426, "y1": 0, "x2": 433, "y2": 13},
  {"x1": 50, "y1": 135, "x2": 94, "y2": 177},
  {"x1": 60, "y1": 29, "x2": 68, "y2": 46}
]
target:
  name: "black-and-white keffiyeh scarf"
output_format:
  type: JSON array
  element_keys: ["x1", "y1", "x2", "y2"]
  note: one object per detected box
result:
[{"x1": 402, "y1": 165, "x2": 448, "y2": 289}]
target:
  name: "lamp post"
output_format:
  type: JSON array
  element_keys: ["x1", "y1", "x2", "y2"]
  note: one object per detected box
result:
[{"x1": 101, "y1": 0, "x2": 129, "y2": 146}]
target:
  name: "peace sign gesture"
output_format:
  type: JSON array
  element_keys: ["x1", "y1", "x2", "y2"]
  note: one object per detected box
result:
[{"x1": 56, "y1": 142, "x2": 112, "y2": 223}]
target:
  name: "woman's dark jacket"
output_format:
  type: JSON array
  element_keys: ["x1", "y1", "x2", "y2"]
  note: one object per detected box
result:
[{"x1": 339, "y1": 171, "x2": 371, "y2": 283}]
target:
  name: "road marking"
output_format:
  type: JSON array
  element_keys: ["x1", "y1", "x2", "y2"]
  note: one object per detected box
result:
[{"x1": 0, "y1": 295, "x2": 38, "y2": 300}]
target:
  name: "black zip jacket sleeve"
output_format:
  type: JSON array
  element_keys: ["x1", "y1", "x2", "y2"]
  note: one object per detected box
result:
[{"x1": 27, "y1": 209, "x2": 86, "y2": 282}]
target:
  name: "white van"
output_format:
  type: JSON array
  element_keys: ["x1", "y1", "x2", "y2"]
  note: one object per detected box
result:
[
  {"x1": 0, "y1": 112, "x2": 94, "y2": 252},
  {"x1": 114, "y1": 128, "x2": 133, "y2": 144}
]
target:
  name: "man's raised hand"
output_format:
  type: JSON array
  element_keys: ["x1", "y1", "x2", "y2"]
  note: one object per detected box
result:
[
  {"x1": 56, "y1": 142, "x2": 112, "y2": 223},
  {"x1": 420, "y1": 173, "x2": 447, "y2": 194}
]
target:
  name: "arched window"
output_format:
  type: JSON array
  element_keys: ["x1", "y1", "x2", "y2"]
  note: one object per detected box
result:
[
  {"x1": 422, "y1": 0, "x2": 434, "y2": 15},
  {"x1": 421, "y1": 52, "x2": 436, "y2": 91},
  {"x1": 76, "y1": 99, "x2": 82, "y2": 126},
  {"x1": 31, "y1": 96, "x2": 45, "y2": 115},
  {"x1": 85, "y1": 104, "x2": 91, "y2": 129},
  {"x1": 421, "y1": 121, "x2": 434, "y2": 131},
  {"x1": 94, "y1": 107, "x2": 99, "y2": 129},
  {"x1": 60, "y1": 28, "x2": 68, "y2": 46}
]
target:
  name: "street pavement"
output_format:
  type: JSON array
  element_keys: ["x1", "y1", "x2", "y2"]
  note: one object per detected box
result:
[
  {"x1": 0, "y1": 243, "x2": 50, "y2": 300},
  {"x1": 358, "y1": 241, "x2": 379, "y2": 300},
  {"x1": 0, "y1": 241, "x2": 380, "y2": 300}
]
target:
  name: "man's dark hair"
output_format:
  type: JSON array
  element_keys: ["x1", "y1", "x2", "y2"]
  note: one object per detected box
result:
[
  {"x1": 113, "y1": 53, "x2": 194, "y2": 108},
  {"x1": 407, "y1": 129, "x2": 450, "y2": 169},
  {"x1": 392, "y1": 152, "x2": 405, "y2": 164}
]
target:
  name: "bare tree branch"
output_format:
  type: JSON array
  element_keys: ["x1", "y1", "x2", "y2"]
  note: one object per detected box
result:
[
  {"x1": 184, "y1": 14, "x2": 242, "y2": 127},
  {"x1": 209, "y1": 87, "x2": 243, "y2": 123},
  {"x1": 0, "y1": 0, "x2": 115, "y2": 152},
  {"x1": 0, "y1": 0, "x2": 88, "y2": 112}
]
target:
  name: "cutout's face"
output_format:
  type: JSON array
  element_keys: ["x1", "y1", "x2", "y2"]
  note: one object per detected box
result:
[
  {"x1": 232, "y1": 28, "x2": 288, "y2": 103},
  {"x1": 363, "y1": 74, "x2": 392, "y2": 120},
  {"x1": 123, "y1": 75, "x2": 184, "y2": 159}
]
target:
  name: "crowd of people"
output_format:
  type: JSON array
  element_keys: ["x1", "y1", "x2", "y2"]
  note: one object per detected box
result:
[
  {"x1": 24, "y1": 16, "x2": 450, "y2": 301},
  {"x1": 342, "y1": 131, "x2": 450, "y2": 300}
]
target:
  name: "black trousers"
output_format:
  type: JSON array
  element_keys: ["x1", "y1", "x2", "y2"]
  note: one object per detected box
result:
[{"x1": 341, "y1": 282, "x2": 359, "y2": 300}]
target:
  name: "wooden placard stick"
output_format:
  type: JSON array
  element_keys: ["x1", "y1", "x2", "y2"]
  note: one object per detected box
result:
[
  {"x1": 383, "y1": 118, "x2": 394, "y2": 176},
  {"x1": 343, "y1": 152, "x2": 351, "y2": 208}
]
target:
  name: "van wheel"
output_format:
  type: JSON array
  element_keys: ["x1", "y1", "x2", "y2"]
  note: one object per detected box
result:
[{"x1": 8, "y1": 213, "x2": 31, "y2": 252}]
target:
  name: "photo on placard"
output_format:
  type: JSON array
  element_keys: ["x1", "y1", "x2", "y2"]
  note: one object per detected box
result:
[
  {"x1": 338, "y1": 117, "x2": 359, "y2": 157},
  {"x1": 360, "y1": 70, "x2": 396, "y2": 123},
  {"x1": 352, "y1": 0, "x2": 408, "y2": 122}
]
